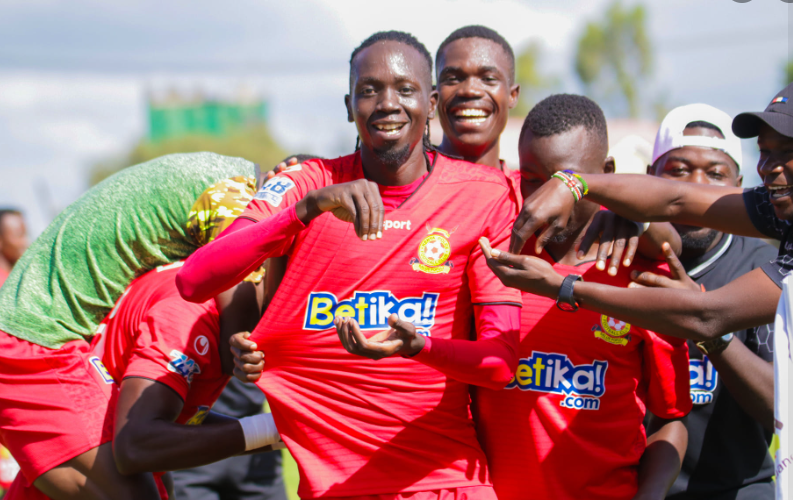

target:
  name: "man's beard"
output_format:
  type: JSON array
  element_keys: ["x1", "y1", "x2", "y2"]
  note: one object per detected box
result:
[
  {"x1": 678, "y1": 226, "x2": 720, "y2": 252},
  {"x1": 374, "y1": 143, "x2": 412, "y2": 169}
]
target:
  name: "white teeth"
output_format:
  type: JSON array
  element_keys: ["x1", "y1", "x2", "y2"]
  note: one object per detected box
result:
[
  {"x1": 768, "y1": 184, "x2": 793, "y2": 191},
  {"x1": 459, "y1": 117, "x2": 487, "y2": 124},
  {"x1": 374, "y1": 123, "x2": 404, "y2": 131},
  {"x1": 455, "y1": 109, "x2": 489, "y2": 117}
]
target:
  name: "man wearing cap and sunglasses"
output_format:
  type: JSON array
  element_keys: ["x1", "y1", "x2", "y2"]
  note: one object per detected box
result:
[
  {"x1": 629, "y1": 104, "x2": 776, "y2": 499},
  {"x1": 481, "y1": 83, "x2": 793, "y2": 499}
]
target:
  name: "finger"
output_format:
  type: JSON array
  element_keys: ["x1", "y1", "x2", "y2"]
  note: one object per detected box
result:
[
  {"x1": 266, "y1": 170, "x2": 275, "y2": 180},
  {"x1": 238, "y1": 351, "x2": 264, "y2": 364},
  {"x1": 287, "y1": 157, "x2": 299, "y2": 166},
  {"x1": 596, "y1": 221, "x2": 614, "y2": 272},
  {"x1": 361, "y1": 184, "x2": 379, "y2": 241},
  {"x1": 479, "y1": 237, "x2": 493, "y2": 259},
  {"x1": 535, "y1": 221, "x2": 564, "y2": 255},
  {"x1": 577, "y1": 219, "x2": 601, "y2": 260},
  {"x1": 234, "y1": 367, "x2": 261, "y2": 383},
  {"x1": 662, "y1": 242, "x2": 687, "y2": 281},
  {"x1": 351, "y1": 188, "x2": 371, "y2": 241},
  {"x1": 274, "y1": 162, "x2": 287, "y2": 174},
  {"x1": 367, "y1": 182, "x2": 384, "y2": 239},
  {"x1": 609, "y1": 222, "x2": 631, "y2": 276},
  {"x1": 335, "y1": 316, "x2": 352, "y2": 352},
  {"x1": 509, "y1": 209, "x2": 534, "y2": 254},
  {"x1": 629, "y1": 270, "x2": 671, "y2": 288},
  {"x1": 339, "y1": 193, "x2": 359, "y2": 239},
  {"x1": 229, "y1": 332, "x2": 257, "y2": 352},
  {"x1": 386, "y1": 313, "x2": 413, "y2": 335},
  {"x1": 489, "y1": 247, "x2": 529, "y2": 269},
  {"x1": 623, "y1": 235, "x2": 639, "y2": 268}
]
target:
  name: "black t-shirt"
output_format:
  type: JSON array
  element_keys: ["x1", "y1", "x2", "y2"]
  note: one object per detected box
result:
[
  {"x1": 666, "y1": 233, "x2": 776, "y2": 500},
  {"x1": 744, "y1": 185, "x2": 793, "y2": 287},
  {"x1": 212, "y1": 376, "x2": 267, "y2": 418}
]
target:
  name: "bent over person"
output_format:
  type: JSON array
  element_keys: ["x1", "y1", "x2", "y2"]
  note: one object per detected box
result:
[{"x1": 178, "y1": 31, "x2": 521, "y2": 499}]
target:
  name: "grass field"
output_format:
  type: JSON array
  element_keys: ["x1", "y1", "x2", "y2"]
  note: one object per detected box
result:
[{"x1": 281, "y1": 448, "x2": 301, "y2": 500}]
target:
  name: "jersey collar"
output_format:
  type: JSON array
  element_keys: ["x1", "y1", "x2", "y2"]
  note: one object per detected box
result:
[{"x1": 683, "y1": 233, "x2": 733, "y2": 278}]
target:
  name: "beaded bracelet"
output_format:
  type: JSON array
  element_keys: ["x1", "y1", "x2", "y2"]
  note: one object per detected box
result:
[
  {"x1": 563, "y1": 170, "x2": 589, "y2": 197},
  {"x1": 551, "y1": 171, "x2": 582, "y2": 202}
]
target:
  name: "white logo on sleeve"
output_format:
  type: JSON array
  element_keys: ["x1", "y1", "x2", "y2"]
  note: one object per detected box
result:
[
  {"x1": 254, "y1": 177, "x2": 296, "y2": 207},
  {"x1": 168, "y1": 350, "x2": 201, "y2": 385},
  {"x1": 194, "y1": 335, "x2": 209, "y2": 356}
]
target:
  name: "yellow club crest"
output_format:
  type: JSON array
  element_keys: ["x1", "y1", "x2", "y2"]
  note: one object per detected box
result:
[
  {"x1": 410, "y1": 225, "x2": 456, "y2": 275},
  {"x1": 593, "y1": 315, "x2": 632, "y2": 346}
]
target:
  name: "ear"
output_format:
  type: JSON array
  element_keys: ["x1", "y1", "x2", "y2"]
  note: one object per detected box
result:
[
  {"x1": 428, "y1": 88, "x2": 439, "y2": 120},
  {"x1": 736, "y1": 174, "x2": 744, "y2": 188},
  {"x1": 603, "y1": 156, "x2": 615, "y2": 174},
  {"x1": 344, "y1": 95, "x2": 354, "y2": 123},
  {"x1": 509, "y1": 84, "x2": 521, "y2": 109}
]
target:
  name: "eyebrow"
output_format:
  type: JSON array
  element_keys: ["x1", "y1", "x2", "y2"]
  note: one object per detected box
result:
[
  {"x1": 665, "y1": 156, "x2": 731, "y2": 167},
  {"x1": 439, "y1": 65, "x2": 504, "y2": 76}
]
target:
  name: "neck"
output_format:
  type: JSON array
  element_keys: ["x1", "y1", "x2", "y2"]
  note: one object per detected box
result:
[
  {"x1": 0, "y1": 255, "x2": 12, "y2": 273},
  {"x1": 680, "y1": 232, "x2": 724, "y2": 262},
  {"x1": 438, "y1": 136, "x2": 502, "y2": 170},
  {"x1": 544, "y1": 217, "x2": 599, "y2": 266},
  {"x1": 360, "y1": 144, "x2": 428, "y2": 186}
]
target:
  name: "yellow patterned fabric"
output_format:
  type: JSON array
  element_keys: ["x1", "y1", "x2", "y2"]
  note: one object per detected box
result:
[{"x1": 187, "y1": 175, "x2": 265, "y2": 283}]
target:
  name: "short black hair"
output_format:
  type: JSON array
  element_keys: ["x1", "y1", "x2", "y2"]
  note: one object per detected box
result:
[
  {"x1": 436, "y1": 25, "x2": 515, "y2": 82},
  {"x1": 281, "y1": 154, "x2": 323, "y2": 164},
  {"x1": 349, "y1": 31, "x2": 433, "y2": 87},
  {"x1": 684, "y1": 120, "x2": 725, "y2": 138},
  {"x1": 520, "y1": 94, "x2": 608, "y2": 148}
]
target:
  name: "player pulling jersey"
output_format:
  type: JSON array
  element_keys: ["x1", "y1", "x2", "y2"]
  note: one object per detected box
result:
[
  {"x1": 476, "y1": 246, "x2": 691, "y2": 500},
  {"x1": 178, "y1": 150, "x2": 522, "y2": 498}
]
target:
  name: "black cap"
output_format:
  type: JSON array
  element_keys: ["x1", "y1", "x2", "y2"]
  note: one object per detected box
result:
[{"x1": 733, "y1": 82, "x2": 793, "y2": 139}]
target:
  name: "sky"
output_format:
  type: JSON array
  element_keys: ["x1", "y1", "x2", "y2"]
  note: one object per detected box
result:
[{"x1": 0, "y1": 0, "x2": 790, "y2": 235}]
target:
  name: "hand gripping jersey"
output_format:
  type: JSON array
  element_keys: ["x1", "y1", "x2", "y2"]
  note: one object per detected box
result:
[
  {"x1": 475, "y1": 251, "x2": 691, "y2": 500},
  {"x1": 239, "y1": 151, "x2": 521, "y2": 498},
  {"x1": 91, "y1": 263, "x2": 230, "y2": 427}
]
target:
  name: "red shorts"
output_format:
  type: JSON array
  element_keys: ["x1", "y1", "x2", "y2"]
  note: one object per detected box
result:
[
  {"x1": 3, "y1": 471, "x2": 170, "y2": 500},
  {"x1": 322, "y1": 486, "x2": 497, "y2": 500},
  {"x1": 0, "y1": 330, "x2": 118, "y2": 485}
]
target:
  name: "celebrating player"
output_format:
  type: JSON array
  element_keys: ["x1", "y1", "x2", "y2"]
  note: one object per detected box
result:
[
  {"x1": 178, "y1": 31, "x2": 522, "y2": 499},
  {"x1": 0, "y1": 154, "x2": 260, "y2": 499},
  {"x1": 476, "y1": 94, "x2": 690, "y2": 500}
]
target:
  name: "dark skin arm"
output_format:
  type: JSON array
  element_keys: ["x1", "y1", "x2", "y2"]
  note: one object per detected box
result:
[
  {"x1": 480, "y1": 238, "x2": 781, "y2": 342},
  {"x1": 113, "y1": 377, "x2": 247, "y2": 474},
  {"x1": 216, "y1": 281, "x2": 264, "y2": 376},
  {"x1": 511, "y1": 173, "x2": 761, "y2": 255},
  {"x1": 633, "y1": 417, "x2": 687, "y2": 500}
]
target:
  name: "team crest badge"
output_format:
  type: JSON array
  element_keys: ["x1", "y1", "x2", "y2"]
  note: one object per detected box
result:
[
  {"x1": 592, "y1": 315, "x2": 631, "y2": 346},
  {"x1": 186, "y1": 405, "x2": 210, "y2": 425},
  {"x1": 410, "y1": 225, "x2": 455, "y2": 274}
]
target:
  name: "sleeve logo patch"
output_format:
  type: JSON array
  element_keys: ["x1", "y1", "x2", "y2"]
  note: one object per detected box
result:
[
  {"x1": 89, "y1": 356, "x2": 116, "y2": 385},
  {"x1": 168, "y1": 350, "x2": 201, "y2": 385},
  {"x1": 254, "y1": 177, "x2": 296, "y2": 207},
  {"x1": 194, "y1": 335, "x2": 209, "y2": 356},
  {"x1": 506, "y1": 351, "x2": 608, "y2": 411}
]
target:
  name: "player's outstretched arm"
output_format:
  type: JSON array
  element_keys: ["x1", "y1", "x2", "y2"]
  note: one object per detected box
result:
[
  {"x1": 511, "y1": 172, "x2": 758, "y2": 255},
  {"x1": 113, "y1": 377, "x2": 280, "y2": 474},
  {"x1": 481, "y1": 240, "x2": 781, "y2": 342},
  {"x1": 633, "y1": 416, "x2": 687, "y2": 500}
]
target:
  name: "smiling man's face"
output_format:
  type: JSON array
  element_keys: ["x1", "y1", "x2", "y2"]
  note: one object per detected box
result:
[
  {"x1": 436, "y1": 37, "x2": 518, "y2": 158},
  {"x1": 757, "y1": 124, "x2": 793, "y2": 221},
  {"x1": 346, "y1": 40, "x2": 437, "y2": 169}
]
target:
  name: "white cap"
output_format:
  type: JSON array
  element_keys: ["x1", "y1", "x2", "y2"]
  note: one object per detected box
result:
[
  {"x1": 652, "y1": 103, "x2": 742, "y2": 170},
  {"x1": 609, "y1": 135, "x2": 653, "y2": 175}
]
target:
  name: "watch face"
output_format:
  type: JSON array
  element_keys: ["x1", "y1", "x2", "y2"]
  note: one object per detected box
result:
[{"x1": 556, "y1": 300, "x2": 578, "y2": 312}]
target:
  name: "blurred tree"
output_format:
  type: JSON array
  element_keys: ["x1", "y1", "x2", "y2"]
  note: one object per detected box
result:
[
  {"x1": 511, "y1": 41, "x2": 558, "y2": 117},
  {"x1": 89, "y1": 125, "x2": 287, "y2": 186},
  {"x1": 575, "y1": 1, "x2": 652, "y2": 118},
  {"x1": 784, "y1": 59, "x2": 793, "y2": 87}
]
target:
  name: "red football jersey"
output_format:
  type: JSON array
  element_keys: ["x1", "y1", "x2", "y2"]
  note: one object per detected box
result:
[
  {"x1": 92, "y1": 263, "x2": 229, "y2": 426},
  {"x1": 475, "y1": 253, "x2": 691, "y2": 500},
  {"x1": 241, "y1": 151, "x2": 521, "y2": 498}
]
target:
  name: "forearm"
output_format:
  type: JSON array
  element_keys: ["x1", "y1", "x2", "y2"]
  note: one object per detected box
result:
[
  {"x1": 217, "y1": 282, "x2": 263, "y2": 376},
  {"x1": 177, "y1": 205, "x2": 305, "y2": 303},
  {"x1": 115, "y1": 416, "x2": 246, "y2": 474},
  {"x1": 634, "y1": 418, "x2": 687, "y2": 500},
  {"x1": 708, "y1": 340, "x2": 775, "y2": 430},
  {"x1": 412, "y1": 305, "x2": 519, "y2": 390}
]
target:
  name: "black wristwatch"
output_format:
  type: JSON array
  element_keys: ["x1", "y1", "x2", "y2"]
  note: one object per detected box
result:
[
  {"x1": 696, "y1": 333, "x2": 734, "y2": 356},
  {"x1": 556, "y1": 274, "x2": 583, "y2": 312}
]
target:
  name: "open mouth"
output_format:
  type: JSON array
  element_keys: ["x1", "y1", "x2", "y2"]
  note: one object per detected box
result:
[
  {"x1": 372, "y1": 122, "x2": 406, "y2": 137},
  {"x1": 767, "y1": 184, "x2": 793, "y2": 199},
  {"x1": 452, "y1": 108, "x2": 492, "y2": 125}
]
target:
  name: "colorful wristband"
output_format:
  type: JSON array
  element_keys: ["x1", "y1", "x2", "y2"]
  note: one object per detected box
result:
[
  {"x1": 551, "y1": 172, "x2": 582, "y2": 202},
  {"x1": 563, "y1": 170, "x2": 589, "y2": 197}
]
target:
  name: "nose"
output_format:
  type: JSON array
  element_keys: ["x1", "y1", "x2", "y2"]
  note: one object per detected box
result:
[
  {"x1": 757, "y1": 154, "x2": 784, "y2": 179},
  {"x1": 376, "y1": 87, "x2": 400, "y2": 114},
  {"x1": 458, "y1": 78, "x2": 485, "y2": 98},
  {"x1": 688, "y1": 169, "x2": 709, "y2": 185}
]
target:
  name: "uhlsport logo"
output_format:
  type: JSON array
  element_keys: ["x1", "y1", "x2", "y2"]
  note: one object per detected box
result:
[
  {"x1": 168, "y1": 350, "x2": 202, "y2": 385},
  {"x1": 254, "y1": 176, "x2": 296, "y2": 207},
  {"x1": 409, "y1": 225, "x2": 456, "y2": 275},
  {"x1": 506, "y1": 351, "x2": 608, "y2": 410},
  {"x1": 592, "y1": 315, "x2": 632, "y2": 346},
  {"x1": 304, "y1": 290, "x2": 439, "y2": 336},
  {"x1": 89, "y1": 356, "x2": 115, "y2": 384},
  {"x1": 689, "y1": 357, "x2": 718, "y2": 405}
]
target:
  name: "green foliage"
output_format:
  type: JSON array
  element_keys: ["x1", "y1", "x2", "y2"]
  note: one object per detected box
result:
[
  {"x1": 89, "y1": 125, "x2": 287, "y2": 186},
  {"x1": 512, "y1": 41, "x2": 558, "y2": 117},
  {"x1": 784, "y1": 59, "x2": 793, "y2": 88},
  {"x1": 575, "y1": 1, "x2": 652, "y2": 118}
]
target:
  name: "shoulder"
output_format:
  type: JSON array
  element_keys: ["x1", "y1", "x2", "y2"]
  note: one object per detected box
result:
[
  {"x1": 278, "y1": 153, "x2": 358, "y2": 184},
  {"x1": 731, "y1": 234, "x2": 778, "y2": 261},
  {"x1": 435, "y1": 152, "x2": 511, "y2": 190}
]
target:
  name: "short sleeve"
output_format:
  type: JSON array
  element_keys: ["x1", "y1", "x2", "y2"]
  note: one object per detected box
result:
[
  {"x1": 641, "y1": 331, "x2": 692, "y2": 419},
  {"x1": 743, "y1": 186, "x2": 791, "y2": 240},
  {"x1": 241, "y1": 160, "x2": 332, "y2": 223},
  {"x1": 123, "y1": 298, "x2": 219, "y2": 401},
  {"x1": 746, "y1": 323, "x2": 775, "y2": 362},
  {"x1": 466, "y1": 188, "x2": 522, "y2": 306}
]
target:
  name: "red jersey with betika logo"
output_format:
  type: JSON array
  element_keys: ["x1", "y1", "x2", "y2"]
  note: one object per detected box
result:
[
  {"x1": 240, "y1": 151, "x2": 521, "y2": 498},
  {"x1": 91, "y1": 263, "x2": 229, "y2": 426},
  {"x1": 474, "y1": 249, "x2": 691, "y2": 500}
]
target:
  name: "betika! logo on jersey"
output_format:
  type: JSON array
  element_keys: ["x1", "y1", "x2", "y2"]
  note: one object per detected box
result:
[
  {"x1": 409, "y1": 225, "x2": 456, "y2": 274},
  {"x1": 506, "y1": 351, "x2": 608, "y2": 410},
  {"x1": 304, "y1": 291, "x2": 439, "y2": 336}
]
